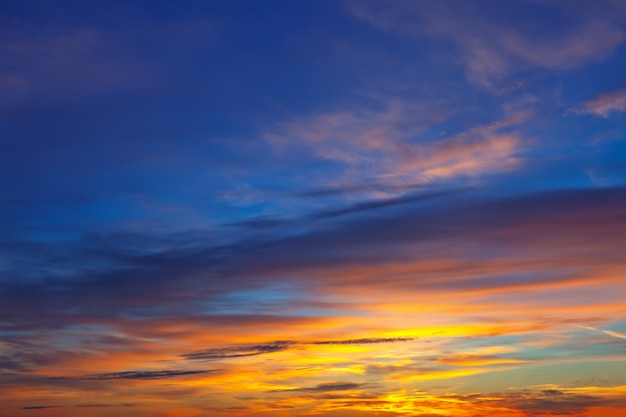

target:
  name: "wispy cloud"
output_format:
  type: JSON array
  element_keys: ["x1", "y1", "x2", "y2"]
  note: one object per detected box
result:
[
  {"x1": 311, "y1": 189, "x2": 460, "y2": 219},
  {"x1": 85, "y1": 370, "x2": 215, "y2": 380},
  {"x1": 182, "y1": 342, "x2": 295, "y2": 360},
  {"x1": 271, "y1": 382, "x2": 364, "y2": 393},
  {"x1": 184, "y1": 338, "x2": 417, "y2": 361},
  {"x1": 346, "y1": 0, "x2": 626, "y2": 90},
  {"x1": 574, "y1": 86, "x2": 626, "y2": 117},
  {"x1": 267, "y1": 97, "x2": 530, "y2": 186},
  {"x1": 578, "y1": 325, "x2": 626, "y2": 340},
  {"x1": 22, "y1": 405, "x2": 61, "y2": 410},
  {"x1": 311, "y1": 337, "x2": 415, "y2": 345}
]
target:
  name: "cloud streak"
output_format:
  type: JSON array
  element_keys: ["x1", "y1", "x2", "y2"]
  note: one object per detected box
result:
[
  {"x1": 22, "y1": 406, "x2": 61, "y2": 410},
  {"x1": 182, "y1": 342, "x2": 294, "y2": 360},
  {"x1": 578, "y1": 325, "x2": 626, "y2": 340},
  {"x1": 267, "y1": 98, "x2": 530, "y2": 189},
  {"x1": 272, "y1": 382, "x2": 364, "y2": 393},
  {"x1": 183, "y1": 338, "x2": 417, "y2": 361},
  {"x1": 575, "y1": 86, "x2": 626, "y2": 117},
  {"x1": 85, "y1": 370, "x2": 215, "y2": 380}
]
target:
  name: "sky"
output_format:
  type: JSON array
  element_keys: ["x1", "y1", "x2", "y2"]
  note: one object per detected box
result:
[{"x1": 1, "y1": 0, "x2": 626, "y2": 416}]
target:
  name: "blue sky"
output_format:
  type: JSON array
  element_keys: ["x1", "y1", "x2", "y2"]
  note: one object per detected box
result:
[{"x1": 1, "y1": 1, "x2": 626, "y2": 416}]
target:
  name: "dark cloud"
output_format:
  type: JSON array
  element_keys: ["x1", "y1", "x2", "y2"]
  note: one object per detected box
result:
[
  {"x1": 225, "y1": 218, "x2": 287, "y2": 229},
  {"x1": 84, "y1": 370, "x2": 214, "y2": 380},
  {"x1": 0, "y1": 355, "x2": 27, "y2": 372},
  {"x1": 310, "y1": 189, "x2": 460, "y2": 220},
  {"x1": 542, "y1": 389, "x2": 564, "y2": 396},
  {"x1": 22, "y1": 405, "x2": 61, "y2": 410},
  {"x1": 298, "y1": 382, "x2": 363, "y2": 392},
  {"x1": 225, "y1": 187, "x2": 453, "y2": 230},
  {"x1": 202, "y1": 406, "x2": 249, "y2": 412},
  {"x1": 183, "y1": 337, "x2": 415, "y2": 362},
  {"x1": 312, "y1": 337, "x2": 415, "y2": 345},
  {"x1": 182, "y1": 341, "x2": 295, "y2": 360},
  {"x1": 271, "y1": 382, "x2": 363, "y2": 393},
  {"x1": 0, "y1": 338, "x2": 83, "y2": 374},
  {"x1": 295, "y1": 181, "x2": 429, "y2": 198}
]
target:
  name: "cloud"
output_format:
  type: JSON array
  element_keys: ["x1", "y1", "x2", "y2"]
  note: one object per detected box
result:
[
  {"x1": 542, "y1": 389, "x2": 564, "y2": 396},
  {"x1": 183, "y1": 337, "x2": 416, "y2": 361},
  {"x1": 0, "y1": 354, "x2": 27, "y2": 372},
  {"x1": 265, "y1": 97, "x2": 446, "y2": 165},
  {"x1": 272, "y1": 384, "x2": 626, "y2": 416},
  {"x1": 182, "y1": 342, "x2": 295, "y2": 360},
  {"x1": 272, "y1": 382, "x2": 364, "y2": 393},
  {"x1": 574, "y1": 86, "x2": 626, "y2": 117},
  {"x1": 226, "y1": 218, "x2": 287, "y2": 230},
  {"x1": 3, "y1": 185, "x2": 625, "y2": 341},
  {"x1": 311, "y1": 189, "x2": 461, "y2": 219},
  {"x1": 202, "y1": 406, "x2": 251, "y2": 413},
  {"x1": 311, "y1": 337, "x2": 415, "y2": 345},
  {"x1": 435, "y1": 353, "x2": 525, "y2": 367},
  {"x1": 267, "y1": 97, "x2": 529, "y2": 185},
  {"x1": 295, "y1": 182, "x2": 429, "y2": 198},
  {"x1": 492, "y1": 391, "x2": 608, "y2": 416},
  {"x1": 22, "y1": 405, "x2": 61, "y2": 410},
  {"x1": 398, "y1": 131, "x2": 523, "y2": 180},
  {"x1": 578, "y1": 325, "x2": 626, "y2": 340},
  {"x1": 427, "y1": 388, "x2": 620, "y2": 417},
  {"x1": 247, "y1": 185, "x2": 626, "y2": 282},
  {"x1": 346, "y1": 0, "x2": 626, "y2": 89},
  {"x1": 85, "y1": 370, "x2": 215, "y2": 380}
]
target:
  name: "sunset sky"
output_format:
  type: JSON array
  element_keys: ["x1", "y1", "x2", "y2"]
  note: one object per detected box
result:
[{"x1": 1, "y1": 1, "x2": 626, "y2": 416}]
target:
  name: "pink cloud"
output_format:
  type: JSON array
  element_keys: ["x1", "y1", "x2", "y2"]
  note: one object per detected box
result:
[
  {"x1": 575, "y1": 86, "x2": 626, "y2": 117},
  {"x1": 266, "y1": 98, "x2": 530, "y2": 185}
]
